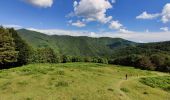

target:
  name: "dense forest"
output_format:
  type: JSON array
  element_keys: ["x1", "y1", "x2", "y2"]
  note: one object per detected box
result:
[
  {"x1": 0, "y1": 27, "x2": 170, "y2": 72},
  {"x1": 17, "y1": 29, "x2": 136, "y2": 57}
]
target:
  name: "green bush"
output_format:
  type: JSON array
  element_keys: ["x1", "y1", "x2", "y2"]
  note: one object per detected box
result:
[{"x1": 140, "y1": 76, "x2": 170, "y2": 92}]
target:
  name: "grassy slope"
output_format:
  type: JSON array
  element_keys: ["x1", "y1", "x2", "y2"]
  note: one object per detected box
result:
[
  {"x1": 0, "y1": 63, "x2": 169, "y2": 100},
  {"x1": 17, "y1": 29, "x2": 135, "y2": 57}
]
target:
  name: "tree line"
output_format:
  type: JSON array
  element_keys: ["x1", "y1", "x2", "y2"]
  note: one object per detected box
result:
[{"x1": 110, "y1": 54, "x2": 170, "y2": 72}]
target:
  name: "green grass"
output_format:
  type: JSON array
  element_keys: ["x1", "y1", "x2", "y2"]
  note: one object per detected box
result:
[
  {"x1": 0, "y1": 63, "x2": 169, "y2": 100},
  {"x1": 140, "y1": 76, "x2": 170, "y2": 92}
]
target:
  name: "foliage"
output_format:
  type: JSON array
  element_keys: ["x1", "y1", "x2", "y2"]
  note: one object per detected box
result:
[
  {"x1": 113, "y1": 54, "x2": 170, "y2": 72},
  {"x1": 140, "y1": 76, "x2": 170, "y2": 92},
  {"x1": 17, "y1": 29, "x2": 135, "y2": 57},
  {"x1": 35, "y1": 48, "x2": 57, "y2": 63},
  {"x1": 0, "y1": 27, "x2": 18, "y2": 67},
  {"x1": 62, "y1": 55, "x2": 72, "y2": 63},
  {"x1": 9, "y1": 28, "x2": 33, "y2": 66}
]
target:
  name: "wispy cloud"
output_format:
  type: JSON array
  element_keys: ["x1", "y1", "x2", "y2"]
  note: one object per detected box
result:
[
  {"x1": 136, "y1": 3, "x2": 170, "y2": 23},
  {"x1": 3, "y1": 24, "x2": 23, "y2": 29},
  {"x1": 160, "y1": 27, "x2": 169, "y2": 32},
  {"x1": 27, "y1": 28, "x2": 170, "y2": 43},
  {"x1": 69, "y1": 20, "x2": 86, "y2": 28},
  {"x1": 24, "y1": 0, "x2": 53, "y2": 8},
  {"x1": 136, "y1": 11, "x2": 160, "y2": 20}
]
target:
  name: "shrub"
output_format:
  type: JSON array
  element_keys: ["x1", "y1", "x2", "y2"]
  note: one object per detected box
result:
[
  {"x1": 120, "y1": 88, "x2": 129, "y2": 93},
  {"x1": 143, "y1": 91, "x2": 149, "y2": 95},
  {"x1": 140, "y1": 76, "x2": 170, "y2": 92},
  {"x1": 62, "y1": 55, "x2": 71, "y2": 63},
  {"x1": 108, "y1": 88, "x2": 114, "y2": 91}
]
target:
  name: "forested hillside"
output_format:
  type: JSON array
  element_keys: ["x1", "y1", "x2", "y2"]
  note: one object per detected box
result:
[
  {"x1": 17, "y1": 29, "x2": 135, "y2": 57},
  {"x1": 111, "y1": 42, "x2": 170, "y2": 72}
]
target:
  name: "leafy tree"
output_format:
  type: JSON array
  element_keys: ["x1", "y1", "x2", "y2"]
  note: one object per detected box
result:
[
  {"x1": 56, "y1": 55, "x2": 62, "y2": 63},
  {"x1": 0, "y1": 27, "x2": 18, "y2": 68},
  {"x1": 84, "y1": 57, "x2": 92, "y2": 62},
  {"x1": 108, "y1": 59, "x2": 115, "y2": 64},
  {"x1": 62, "y1": 55, "x2": 71, "y2": 63},
  {"x1": 150, "y1": 54, "x2": 165, "y2": 68},
  {"x1": 92, "y1": 57, "x2": 98, "y2": 63},
  {"x1": 113, "y1": 54, "x2": 155, "y2": 70},
  {"x1": 36, "y1": 48, "x2": 57, "y2": 63},
  {"x1": 71, "y1": 56, "x2": 82, "y2": 62},
  {"x1": 164, "y1": 59, "x2": 170, "y2": 72},
  {"x1": 97, "y1": 58, "x2": 108, "y2": 64},
  {"x1": 136, "y1": 56, "x2": 155, "y2": 70},
  {"x1": 9, "y1": 28, "x2": 33, "y2": 65}
]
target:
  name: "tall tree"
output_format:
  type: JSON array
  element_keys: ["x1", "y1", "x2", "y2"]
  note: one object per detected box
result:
[
  {"x1": 9, "y1": 28, "x2": 32, "y2": 66},
  {"x1": 0, "y1": 27, "x2": 18, "y2": 68},
  {"x1": 136, "y1": 56, "x2": 155, "y2": 70}
]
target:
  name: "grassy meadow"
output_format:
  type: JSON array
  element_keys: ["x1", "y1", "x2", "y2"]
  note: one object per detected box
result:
[{"x1": 0, "y1": 63, "x2": 169, "y2": 100}]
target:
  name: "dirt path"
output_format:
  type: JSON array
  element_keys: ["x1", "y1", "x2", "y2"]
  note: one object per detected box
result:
[
  {"x1": 116, "y1": 73, "x2": 169, "y2": 100},
  {"x1": 116, "y1": 76, "x2": 139, "y2": 100},
  {"x1": 116, "y1": 78, "x2": 131, "y2": 100}
]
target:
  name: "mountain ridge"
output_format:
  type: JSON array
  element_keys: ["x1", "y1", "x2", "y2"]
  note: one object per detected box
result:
[{"x1": 17, "y1": 29, "x2": 136, "y2": 57}]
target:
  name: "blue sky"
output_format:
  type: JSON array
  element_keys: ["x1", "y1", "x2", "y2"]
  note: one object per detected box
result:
[{"x1": 0, "y1": 0, "x2": 170, "y2": 42}]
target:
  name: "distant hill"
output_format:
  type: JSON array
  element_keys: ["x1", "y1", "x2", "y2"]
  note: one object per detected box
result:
[
  {"x1": 17, "y1": 29, "x2": 136, "y2": 57},
  {"x1": 112, "y1": 41, "x2": 170, "y2": 58},
  {"x1": 17, "y1": 29, "x2": 170, "y2": 58}
]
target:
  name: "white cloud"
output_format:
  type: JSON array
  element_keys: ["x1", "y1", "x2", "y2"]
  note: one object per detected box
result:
[
  {"x1": 136, "y1": 3, "x2": 170, "y2": 24},
  {"x1": 136, "y1": 11, "x2": 160, "y2": 19},
  {"x1": 161, "y1": 3, "x2": 170, "y2": 23},
  {"x1": 119, "y1": 28, "x2": 133, "y2": 33},
  {"x1": 109, "y1": 21, "x2": 130, "y2": 33},
  {"x1": 27, "y1": 28, "x2": 91, "y2": 36},
  {"x1": 71, "y1": 20, "x2": 86, "y2": 27},
  {"x1": 73, "y1": 1, "x2": 78, "y2": 8},
  {"x1": 73, "y1": 0, "x2": 113, "y2": 23},
  {"x1": 119, "y1": 32, "x2": 170, "y2": 43},
  {"x1": 27, "y1": 28, "x2": 170, "y2": 43},
  {"x1": 109, "y1": 20, "x2": 122, "y2": 29},
  {"x1": 25, "y1": 0, "x2": 53, "y2": 8},
  {"x1": 70, "y1": 0, "x2": 126, "y2": 31},
  {"x1": 160, "y1": 27, "x2": 169, "y2": 32},
  {"x1": 3, "y1": 24, "x2": 23, "y2": 29}
]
